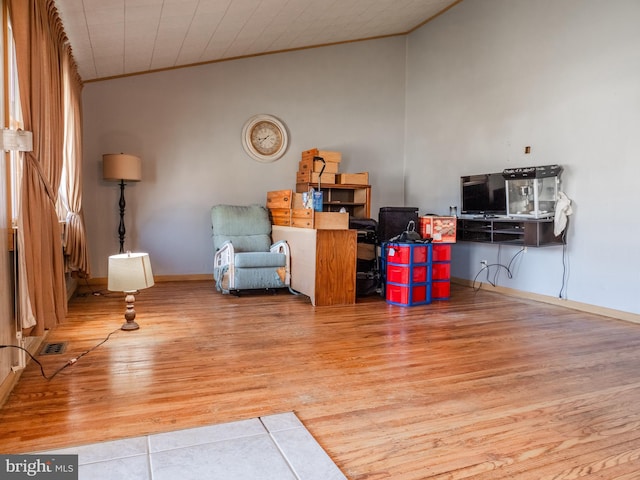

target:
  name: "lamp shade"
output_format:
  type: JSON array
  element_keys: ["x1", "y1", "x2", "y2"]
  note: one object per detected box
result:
[
  {"x1": 108, "y1": 252, "x2": 154, "y2": 292},
  {"x1": 103, "y1": 153, "x2": 142, "y2": 181}
]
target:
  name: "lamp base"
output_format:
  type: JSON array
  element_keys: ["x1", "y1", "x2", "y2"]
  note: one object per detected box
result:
[
  {"x1": 121, "y1": 292, "x2": 140, "y2": 331},
  {"x1": 121, "y1": 320, "x2": 140, "y2": 331}
]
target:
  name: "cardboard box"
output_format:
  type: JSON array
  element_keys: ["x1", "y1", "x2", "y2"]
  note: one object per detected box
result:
[
  {"x1": 301, "y1": 148, "x2": 319, "y2": 159},
  {"x1": 291, "y1": 208, "x2": 313, "y2": 228},
  {"x1": 299, "y1": 158, "x2": 340, "y2": 174},
  {"x1": 419, "y1": 216, "x2": 457, "y2": 243},
  {"x1": 296, "y1": 171, "x2": 336, "y2": 184},
  {"x1": 290, "y1": 209, "x2": 349, "y2": 229},
  {"x1": 291, "y1": 192, "x2": 305, "y2": 209},
  {"x1": 314, "y1": 212, "x2": 349, "y2": 230},
  {"x1": 266, "y1": 190, "x2": 292, "y2": 209},
  {"x1": 336, "y1": 172, "x2": 369, "y2": 185},
  {"x1": 317, "y1": 151, "x2": 342, "y2": 163},
  {"x1": 301, "y1": 148, "x2": 342, "y2": 163},
  {"x1": 269, "y1": 208, "x2": 291, "y2": 226}
]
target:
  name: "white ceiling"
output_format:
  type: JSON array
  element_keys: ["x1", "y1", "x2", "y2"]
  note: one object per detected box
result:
[{"x1": 53, "y1": 0, "x2": 461, "y2": 82}]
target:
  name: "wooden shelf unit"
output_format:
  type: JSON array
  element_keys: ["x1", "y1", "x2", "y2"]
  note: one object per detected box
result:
[
  {"x1": 295, "y1": 183, "x2": 371, "y2": 219},
  {"x1": 457, "y1": 217, "x2": 564, "y2": 247}
]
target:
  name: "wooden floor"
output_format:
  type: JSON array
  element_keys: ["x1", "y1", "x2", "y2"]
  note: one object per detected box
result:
[{"x1": 2, "y1": 281, "x2": 640, "y2": 479}]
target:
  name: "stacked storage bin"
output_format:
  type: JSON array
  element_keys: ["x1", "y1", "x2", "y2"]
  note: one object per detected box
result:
[
  {"x1": 431, "y1": 244, "x2": 452, "y2": 300},
  {"x1": 383, "y1": 242, "x2": 432, "y2": 306}
]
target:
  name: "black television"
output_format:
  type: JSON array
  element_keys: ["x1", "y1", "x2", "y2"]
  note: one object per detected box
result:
[{"x1": 460, "y1": 173, "x2": 507, "y2": 215}]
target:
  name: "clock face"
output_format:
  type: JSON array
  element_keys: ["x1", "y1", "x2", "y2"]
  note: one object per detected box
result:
[
  {"x1": 250, "y1": 121, "x2": 283, "y2": 155},
  {"x1": 242, "y1": 114, "x2": 289, "y2": 162}
]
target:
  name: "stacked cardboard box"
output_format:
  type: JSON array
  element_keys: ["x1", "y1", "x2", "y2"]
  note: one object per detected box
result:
[
  {"x1": 266, "y1": 189, "x2": 295, "y2": 226},
  {"x1": 297, "y1": 148, "x2": 341, "y2": 185},
  {"x1": 297, "y1": 148, "x2": 369, "y2": 186},
  {"x1": 266, "y1": 189, "x2": 348, "y2": 229},
  {"x1": 336, "y1": 172, "x2": 369, "y2": 185},
  {"x1": 267, "y1": 149, "x2": 370, "y2": 230}
]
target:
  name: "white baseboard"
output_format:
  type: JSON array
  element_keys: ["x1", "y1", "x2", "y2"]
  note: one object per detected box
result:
[
  {"x1": 66, "y1": 276, "x2": 78, "y2": 301},
  {"x1": 0, "y1": 334, "x2": 46, "y2": 408},
  {"x1": 84, "y1": 274, "x2": 211, "y2": 286},
  {"x1": 451, "y1": 277, "x2": 640, "y2": 325},
  {"x1": 76, "y1": 274, "x2": 639, "y2": 324}
]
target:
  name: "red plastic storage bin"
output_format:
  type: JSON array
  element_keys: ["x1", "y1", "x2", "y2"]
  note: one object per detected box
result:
[
  {"x1": 387, "y1": 264, "x2": 428, "y2": 284},
  {"x1": 432, "y1": 281, "x2": 450, "y2": 300},
  {"x1": 432, "y1": 262, "x2": 451, "y2": 281},
  {"x1": 386, "y1": 283, "x2": 430, "y2": 306},
  {"x1": 432, "y1": 244, "x2": 451, "y2": 262},
  {"x1": 385, "y1": 244, "x2": 428, "y2": 264}
]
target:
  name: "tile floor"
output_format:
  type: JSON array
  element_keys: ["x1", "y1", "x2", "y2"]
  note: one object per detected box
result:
[{"x1": 39, "y1": 412, "x2": 346, "y2": 480}]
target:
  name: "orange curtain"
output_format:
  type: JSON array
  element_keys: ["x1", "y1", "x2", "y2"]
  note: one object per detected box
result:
[
  {"x1": 60, "y1": 46, "x2": 90, "y2": 276},
  {"x1": 8, "y1": 0, "x2": 70, "y2": 334}
]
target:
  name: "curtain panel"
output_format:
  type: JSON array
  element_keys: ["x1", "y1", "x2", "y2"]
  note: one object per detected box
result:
[
  {"x1": 60, "y1": 46, "x2": 90, "y2": 275},
  {"x1": 7, "y1": 0, "x2": 81, "y2": 334}
]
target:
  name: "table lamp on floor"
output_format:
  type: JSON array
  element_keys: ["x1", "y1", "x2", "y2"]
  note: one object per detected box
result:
[{"x1": 108, "y1": 252, "x2": 154, "y2": 330}]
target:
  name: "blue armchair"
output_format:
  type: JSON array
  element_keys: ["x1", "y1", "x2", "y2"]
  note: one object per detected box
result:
[{"x1": 211, "y1": 204, "x2": 290, "y2": 294}]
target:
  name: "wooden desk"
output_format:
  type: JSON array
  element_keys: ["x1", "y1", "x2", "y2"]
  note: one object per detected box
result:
[{"x1": 272, "y1": 225, "x2": 357, "y2": 306}]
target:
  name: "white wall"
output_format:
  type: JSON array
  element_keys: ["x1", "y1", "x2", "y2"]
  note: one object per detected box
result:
[
  {"x1": 83, "y1": 38, "x2": 407, "y2": 278},
  {"x1": 405, "y1": 0, "x2": 640, "y2": 314},
  {"x1": 83, "y1": 1, "x2": 640, "y2": 316}
]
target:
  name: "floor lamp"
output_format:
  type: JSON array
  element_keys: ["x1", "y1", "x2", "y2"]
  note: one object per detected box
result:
[{"x1": 103, "y1": 153, "x2": 142, "y2": 253}]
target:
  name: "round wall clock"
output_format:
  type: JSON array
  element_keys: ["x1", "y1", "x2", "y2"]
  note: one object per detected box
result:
[{"x1": 241, "y1": 114, "x2": 289, "y2": 163}]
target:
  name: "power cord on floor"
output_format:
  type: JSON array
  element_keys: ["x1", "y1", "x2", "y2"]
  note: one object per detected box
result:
[
  {"x1": 73, "y1": 275, "x2": 119, "y2": 298},
  {"x1": 0, "y1": 328, "x2": 121, "y2": 380},
  {"x1": 472, "y1": 263, "x2": 509, "y2": 291},
  {"x1": 472, "y1": 247, "x2": 526, "y2": 292},
  {"x1": 558, "y1": 228, "x2": 570, "y2": 299}
]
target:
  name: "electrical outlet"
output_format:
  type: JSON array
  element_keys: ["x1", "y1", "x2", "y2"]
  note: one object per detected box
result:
[{"x1": 480, "y1": 260, "x2": 488, "y2": 267}]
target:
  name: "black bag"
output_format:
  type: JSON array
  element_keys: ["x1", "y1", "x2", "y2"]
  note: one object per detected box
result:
[{"x1": 390, "y1": 220, "x2": 429, "y2": 243}]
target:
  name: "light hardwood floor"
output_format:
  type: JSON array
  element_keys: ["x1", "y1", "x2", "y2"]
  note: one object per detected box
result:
[{"x1": 2, "y1": 281, "x2": 640, "y2": 479}]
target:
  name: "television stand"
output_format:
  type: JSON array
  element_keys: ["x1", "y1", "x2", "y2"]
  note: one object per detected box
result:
[{"x1": 457, "y1": 217, "x2": 564, "y2": 247}]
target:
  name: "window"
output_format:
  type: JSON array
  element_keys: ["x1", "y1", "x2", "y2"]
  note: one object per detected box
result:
[{"x1": 5, "y1": 17, "x2": 24, "y2": 227}]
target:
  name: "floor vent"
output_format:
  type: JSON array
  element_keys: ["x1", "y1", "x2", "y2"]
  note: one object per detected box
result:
[{"x1": 40, "y1": 342, "x2": 67, "y2": 356}]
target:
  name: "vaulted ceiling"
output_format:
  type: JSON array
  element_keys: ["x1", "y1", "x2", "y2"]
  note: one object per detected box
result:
[{"x1": 53, "y1": 0, "x2": 462, "y2": 82}]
